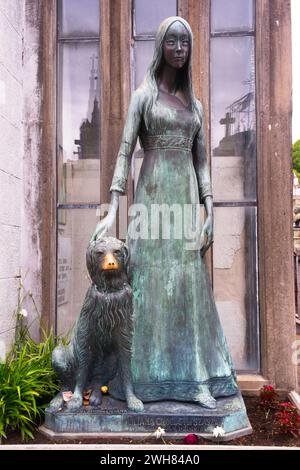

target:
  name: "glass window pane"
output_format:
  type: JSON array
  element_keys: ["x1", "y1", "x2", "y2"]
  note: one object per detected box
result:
[
  {"x1": 134, "y1": 0, "x2": 177, "y2": 35},
  {"x1": 58, "y1": 42, "x2": 100, "y2": 204},
  {"x1": 211, "y1": 36, "x2": 256, "y2": 201},
  {"x1": 134, "y1": 40, "x2": 155, "y2": 88},
  {"x1": 212, "y1": 153, "x2": 256, "y2": 201},
  {"x1": 57, "y1": 209, "x2": 100, "y2": 335},
  {"x1": 58, "y1": 0, "x2": 99, "y2": 37},
  {"x1": 211, "y1": 0, "x2": 254, "y2": 33},
  {"x1": 213, "y1": 206, "x2": 259, "y2": 371}
]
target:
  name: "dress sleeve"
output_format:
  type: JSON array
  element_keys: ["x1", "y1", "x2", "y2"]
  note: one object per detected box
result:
[
  {"x1": 192, "y1": 100, "x2": 213, "y2": 203},
  {"x1": 109, "y1": 90, "x2": 143, "y2": 194}
]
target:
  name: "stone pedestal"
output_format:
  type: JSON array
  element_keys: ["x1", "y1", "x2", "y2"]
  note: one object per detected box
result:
[{"x1": 41, "y1": 392, "x2": 252, "y2": 442}]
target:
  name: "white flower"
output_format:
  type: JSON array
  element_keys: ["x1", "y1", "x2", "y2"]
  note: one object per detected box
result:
[
  {"x1": 154, "y1": 427, "x2": 166, "y2": 439},
  {"x1": 213, "y1": 426, "x2": 225, "y2": 438},
  {"x1": 19, "y1": 308, "x2": 28, "y2": 318}
]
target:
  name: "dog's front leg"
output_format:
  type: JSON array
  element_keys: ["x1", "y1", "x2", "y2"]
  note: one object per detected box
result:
[
  {"x1": 115, "y1": 333, "x2": 144, "y2": 413},
  {"x1": 66, "y1": 336, "x2": 91, "y2": 411},
  {"x1": 66, "y1": 365, "x2": 89, "y2": 411}
]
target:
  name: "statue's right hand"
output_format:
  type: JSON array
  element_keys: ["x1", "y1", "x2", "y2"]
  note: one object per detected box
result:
[{"x1": 90, "y1": 211, "x2": 116, "y2": 242}]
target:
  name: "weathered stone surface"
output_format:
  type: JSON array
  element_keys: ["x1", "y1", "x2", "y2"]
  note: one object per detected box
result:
[
  {"x1": 0, "y1": 0, "x2": 24, "y2": 36},
  {"x1": 0, "y1": 171, "x2": 21, "y2": 227},
  {"x1": 0, "y1": 225, "x2": 20, "y2": 278},
  {"x1": 0, "y1": 64, "x2": 22, "y2": 127},
  {"x1": 0, "y1": 8, "x2": 23, "y2": 81},
  {"x1": 0, "y1": 116, "x2": 22, "y2": 178},
  {"x1": 0, "y1": 277, "x2": 19, "y2": 361},
  {"x1": 0, "y1": 2, "x2": 23, "y2": 358}
]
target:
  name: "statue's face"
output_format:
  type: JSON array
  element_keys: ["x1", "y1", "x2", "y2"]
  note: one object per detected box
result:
[{"x1": 163, "y1": 21, "x2": 190, "y2": 70}]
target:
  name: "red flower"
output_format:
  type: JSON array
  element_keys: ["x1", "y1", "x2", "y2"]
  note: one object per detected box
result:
[
  {"x1": 184, "y1": 434, "x2": 199, "y2": 445},
  {"x1": 259, "y1": 384, "x2": 279, "y2": 410},
  {"x1": 275, "y1": 401, "x2": 300, "y2": 436}
]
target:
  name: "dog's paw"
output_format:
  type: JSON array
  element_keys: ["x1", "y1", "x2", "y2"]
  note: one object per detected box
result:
[
  {"x1": 127, "y1": 396, "x2": 144, "y2": 413},
  {"x1": 89, "y1": 390, "x2": 102, "y2": 406},
  {"x1": 65, "y1": 394, "x2": 82, "y2": 411}
]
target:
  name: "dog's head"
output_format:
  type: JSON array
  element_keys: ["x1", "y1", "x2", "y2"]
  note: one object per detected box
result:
[{"x1": 86, "y1": 236, "x2": 129, "y2": 287}]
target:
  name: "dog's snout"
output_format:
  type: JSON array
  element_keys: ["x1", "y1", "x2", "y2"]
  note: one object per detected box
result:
[{"x1": 102, "y1": 252, "x2": 119, "y2": 271}]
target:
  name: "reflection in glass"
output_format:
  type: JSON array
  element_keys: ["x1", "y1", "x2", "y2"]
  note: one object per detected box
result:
[
  {"x1": 58, "y1": 0, "x2": 99, "y2": 37},
  {"x1": 211, "y1": 0, "x2": 254, "y2": 33},
  {"x1": 212, "y1": 153, "x2": 256, "y2": 201},
  {"x1": 58, "y1": 42, "x2": 100, "y2": 204},
  {"x1": 57, "y1": 209, "x2": 100, "y2": 335},
  {"x1": 211, "y1": 36, "x2": 256, "y2": 200},
  {"x1": 134, "y1": 0, "x2": 177, "y2": 35},
  {"x1": 213, "y1": 206, "x2": 259, "y2": 371},
  {"x1": 134, "y1": 41, "x2": 155, "y2": 88}
]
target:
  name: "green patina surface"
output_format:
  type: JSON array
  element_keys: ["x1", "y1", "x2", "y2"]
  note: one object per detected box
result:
[{"x1": 110, "y1": 91, "x2": 239, "y2": 403}]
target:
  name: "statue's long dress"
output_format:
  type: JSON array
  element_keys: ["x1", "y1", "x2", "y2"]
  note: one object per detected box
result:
[{"x1": 110, "y1": 89, "x2": 238, "y2": 402}]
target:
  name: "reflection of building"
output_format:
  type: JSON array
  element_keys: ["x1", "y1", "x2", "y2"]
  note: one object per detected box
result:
[
  {"x1": 74, "y1": 98, "x2": 100, "y2": 160},
  {"x1": 213, "y1": 92, "x2": 255, "y2": 157},
  {"x1": 212, "y1": 88, "x2": 257, "y2": 369},
  {"x1": 74, "y1": 55, "x2": 100, "y2": 160},
  {"x1": 57, "y1": 56, "x2": 100, "y2": 334},
  {"x1": 213, "y1": 87, "x2": 256, "y2": 200},
  {"x1": 214, "y1": 45, "x2": 255, "y2": 159}
]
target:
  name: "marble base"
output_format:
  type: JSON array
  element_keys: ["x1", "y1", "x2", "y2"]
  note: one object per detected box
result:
[{"x1": 42, "y1": 392, "x2": 252, "y2": 442}]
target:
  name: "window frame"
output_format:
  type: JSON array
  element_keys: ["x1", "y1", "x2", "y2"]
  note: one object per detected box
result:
[{"x1": 38, "y1": 0, "x2": 296, "y2": 391}]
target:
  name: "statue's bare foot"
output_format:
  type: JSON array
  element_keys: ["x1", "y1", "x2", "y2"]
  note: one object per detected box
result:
[
  {"x1": 47, "y1": 392, "x2": 64, "y2": 413},
  {"x1": 65, "y1": 394, "x2": 82, "y2": 411},
  {"x1": 127, "y1": 395, "x2": 144, "y2": 412},
  {"x1": 195, "y1": 393, "x2": 217, "y2": 409},
  {"x1": 89, "y1": 389, "x2": 102, "y2": 406}
]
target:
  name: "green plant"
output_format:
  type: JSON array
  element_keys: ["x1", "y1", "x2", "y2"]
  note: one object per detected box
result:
[
  {"x1": 0, "y1": 327, "x2": 58, "y2": 439},
  {"x1": 0, "y1": 324, "x2": 59, "y2": 440},
  {"x1": 0, "y1": 274, "x2": 72, "y2": 441},
  {"x1": 293, "y1": 140, "x2": 300, "y2": 180}
]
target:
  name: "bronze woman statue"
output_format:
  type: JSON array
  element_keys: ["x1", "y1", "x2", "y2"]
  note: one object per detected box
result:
[{"x1": 92, "y1": 16, "x2": 239, "y2": 409}]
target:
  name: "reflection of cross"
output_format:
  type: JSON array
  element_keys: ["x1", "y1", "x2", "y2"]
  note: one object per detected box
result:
[{"x1": 220, "y1": 112, "x2": 235, "y2": 138}]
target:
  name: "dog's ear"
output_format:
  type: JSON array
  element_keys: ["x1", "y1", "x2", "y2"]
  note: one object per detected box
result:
[
  {"x1": 122, "y1": 243, "x2": 129, "y2": 267},
  {"x1": 86, "y1": 240, "x2": 98, "y2": 281}
]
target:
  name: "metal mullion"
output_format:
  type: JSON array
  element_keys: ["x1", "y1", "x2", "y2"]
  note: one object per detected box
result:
[
  {"x1": 57, "y1": 203, "x2": 100, "y2": 209},
  {"x1": 213, "y1": 201, "x2": 257, "y2": 207},
  {"x1": 58, "y1": 36, "x2": 100, "y2": 43},
  {"x1": 133, "y1": 34, "x2": 156, "y2": 41},
  {"x1": 211, "y1": 30, "x2": 255, "y2": 38}
]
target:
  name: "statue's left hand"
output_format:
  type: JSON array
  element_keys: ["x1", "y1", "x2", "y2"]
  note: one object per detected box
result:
[{"x1": 199, "y1": 215, "x2": 213, "y2": 257}]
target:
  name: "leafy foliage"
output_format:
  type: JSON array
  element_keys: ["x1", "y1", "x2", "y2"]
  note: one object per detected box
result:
[
  {"x1": 0, "y1": 325, "x2": 59, "y2": 440},
  {"x1": 293, "y1": 140, "x2": 300, "y2": 179}
]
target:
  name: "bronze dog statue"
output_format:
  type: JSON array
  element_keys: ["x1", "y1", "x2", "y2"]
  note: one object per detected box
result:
[{"x1": 48, "y1": 236, "x2": 144, "y2": 413}]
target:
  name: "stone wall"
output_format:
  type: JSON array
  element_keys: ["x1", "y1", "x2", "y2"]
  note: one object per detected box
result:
[
  {"x1": 0, "y1": 0, "x2": 48, "y2": 359},
  {"x1": 0, "y1": 1, "x2": 24, "y2": 360}
]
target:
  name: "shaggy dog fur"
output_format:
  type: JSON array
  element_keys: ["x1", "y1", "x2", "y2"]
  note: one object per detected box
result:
[{"x1": 48, "y1": 237, "x2": 143, "y2": 413}]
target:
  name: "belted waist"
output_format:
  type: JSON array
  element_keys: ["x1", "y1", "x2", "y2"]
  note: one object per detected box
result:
[{"x1": 142, "y1": 134, "x2": 193, "y2": 151}]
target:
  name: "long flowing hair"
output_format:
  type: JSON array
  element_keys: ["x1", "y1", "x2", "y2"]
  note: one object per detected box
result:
[{"x1": 140, "y1": 16, "x2": 200, "y2": 129}]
